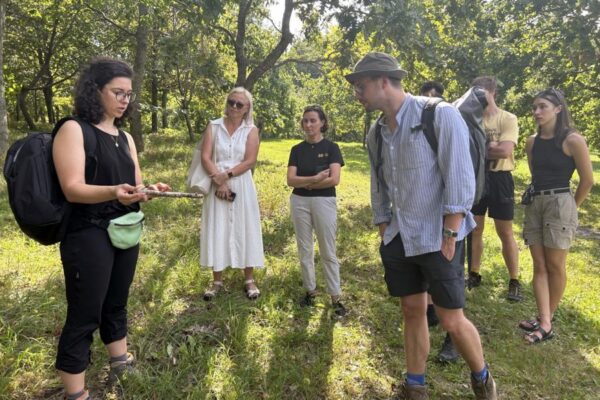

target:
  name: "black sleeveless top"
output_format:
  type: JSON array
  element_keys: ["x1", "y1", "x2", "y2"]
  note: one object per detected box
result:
[
  {"x1": 69, "y1": 124, "x2": 139, "y2": 231},
  {"x1": 531, "y1": 135, "x2": 576, "y2": 191}
]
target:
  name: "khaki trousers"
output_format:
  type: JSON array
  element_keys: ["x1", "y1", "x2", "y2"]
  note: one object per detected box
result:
[{"x1": 290, "y1": 194, "x2": 341, "y2": 296}]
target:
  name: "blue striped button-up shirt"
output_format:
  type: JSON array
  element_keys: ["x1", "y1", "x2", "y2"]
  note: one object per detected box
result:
[{"x1": 366, "y1": 94, "x2": 476, "y2": 257}]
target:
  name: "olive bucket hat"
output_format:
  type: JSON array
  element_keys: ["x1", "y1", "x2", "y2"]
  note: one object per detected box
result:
[{"x1": 345, "y1": 52, "x2": 407, "y2": 84}]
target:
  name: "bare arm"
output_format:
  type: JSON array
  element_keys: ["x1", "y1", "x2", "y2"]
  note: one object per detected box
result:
[
  {"x1": 487, "y1": 140, "x2": 515, "y2": 160},
  {"x1": 306, "y1": 163, "x2": 342, "y2": 189},
  {"x1": 287, "y1": 166, "x2": 329, "y2": 188},
  {"x1": 200, "y1": 124, "x2": 219, "y2": 176},
  {"x1": 212, "y1": 127, "x2": 260, "y2": 187},
  {"x1": 440, "y1": 213, "x2": 463, "y2": 261},
  {"x1": 52, "y1": 120, "x2": 145, "y2": 205},
  {"x1": 565, "y1": 133, "x2": 594, "y2": 207},
  {"x1": 525, "y1": 135, "x2": 535, "y2": 175}
]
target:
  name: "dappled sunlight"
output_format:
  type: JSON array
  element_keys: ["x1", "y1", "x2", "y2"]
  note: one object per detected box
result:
[{"x1": 1, "y1": 133, "x2": 599, "y2": 399}]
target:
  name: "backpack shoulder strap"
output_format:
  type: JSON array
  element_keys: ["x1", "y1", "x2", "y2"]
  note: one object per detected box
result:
[
  {"x1": 374, "y1": 114, "x2": 385, "y2": 192},
  {"x1": 52, "y1": 116, "x2": 98, "y2": 157},
  {"x1": 421, "y1": 97, "x2": 443, "y2": 154},
  {"x1": 52, "y1": 116, "x2": 99, "y2": 181},
  {"x1": 375, "y1": 113, "x2": 384, "y2": 164}
]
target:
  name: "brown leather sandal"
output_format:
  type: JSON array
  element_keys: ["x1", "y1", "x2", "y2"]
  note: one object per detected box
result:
[{"x1": 203, "y1": 281, "x2": 224, "y2": 301}]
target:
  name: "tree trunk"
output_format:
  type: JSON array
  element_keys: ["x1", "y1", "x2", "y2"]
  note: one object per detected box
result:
[
  {"x1": 17, "y1": 88, "x2": 36, "y2": 130},
  {"x1": 181, "y1": 99, "x2": 193, "y2": 141},
  {"x1": 161, "y1": 88, "x2": 168, "y2": 128},
  {"x1": 151, "y1": 71, "x2": 158, "y2": 133},
  {"x1": 129, "y1": 3, "x2": 149, "y2": 152},
  {"x1": 33, "y1": 90, "x2": 40, "y2": 122},
  {"x1": 42, "y1": 83, "x2": 55, "y2": 124},
  {"x1": 238, "y1": 0, "x2": 294, "y2": 91},
  {"x1": 0, "y1": 0, "x2": 8, "y2": 166}
]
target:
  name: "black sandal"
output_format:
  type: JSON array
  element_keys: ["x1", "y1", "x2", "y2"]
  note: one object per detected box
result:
[
  {"x1": 518, "y1": 317, "x2": 540, "y2": 332},
  {"x1": 65, "y1": 389, "x2": 90, "y2": 400},
  {"x1": 525, "y1": 326, "x2": 554, "y2": 344}
]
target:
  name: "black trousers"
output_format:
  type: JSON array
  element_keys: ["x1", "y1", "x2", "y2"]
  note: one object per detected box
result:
[{"x1": 56, "y1": 225, "x2": 138, "y2": 374}]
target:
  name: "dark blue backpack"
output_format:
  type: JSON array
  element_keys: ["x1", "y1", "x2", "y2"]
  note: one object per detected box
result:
[{"x1": 3, "y1": 117, "x2": 97, "y2": 245}]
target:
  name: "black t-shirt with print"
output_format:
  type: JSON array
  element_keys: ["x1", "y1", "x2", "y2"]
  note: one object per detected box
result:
[{"x1": 288, "y1": 139, "x2": 344, "y2": 197}]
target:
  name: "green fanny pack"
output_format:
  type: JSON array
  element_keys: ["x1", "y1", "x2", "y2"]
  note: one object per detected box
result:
[{"x1": 106, "y1": 211, "x2": 145, "y2": 249}]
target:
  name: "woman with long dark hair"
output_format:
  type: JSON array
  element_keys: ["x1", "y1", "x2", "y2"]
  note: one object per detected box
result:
[
  {"x1": 519, "y1": 88, "x2": 593, "y2": 343},
  {"x1": 287, "y1": 105, "x2": 346, "y2": 317},
  {"x1": 53, "y1": 57, "x2": 170, "y2": 399}
]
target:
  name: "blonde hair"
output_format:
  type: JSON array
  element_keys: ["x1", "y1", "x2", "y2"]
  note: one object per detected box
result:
[{"x1": 224, "y1": 87, "x2": 254, "y2": 125}]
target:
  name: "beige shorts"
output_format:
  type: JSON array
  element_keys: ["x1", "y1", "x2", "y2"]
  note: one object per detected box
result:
[{"x1": 523, "y1": 192, "x2": 578, "y2": 249}]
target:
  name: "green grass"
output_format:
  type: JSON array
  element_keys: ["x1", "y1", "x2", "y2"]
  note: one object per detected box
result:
[{"x1": 1, "y1": 129, "x2": 599, "y2": 399}]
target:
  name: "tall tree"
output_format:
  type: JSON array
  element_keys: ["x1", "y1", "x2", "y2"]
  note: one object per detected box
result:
[
  {"x1": 6, "y1": 0, "x2": 105, "y2": 129},
  {"x1": 129, "y1": 2, "x2": 150, "y2": 151},
  {"x1": 0, "y1": 0, "x2": 8, "y2": 166}
]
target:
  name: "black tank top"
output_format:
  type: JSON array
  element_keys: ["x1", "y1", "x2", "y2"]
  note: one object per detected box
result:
[
  {"x1": 531, "y1": 135, "x2": 575, "y2": 190},
  {"x1": 69, "y1": 124, "x2": 139, "y2": 231}
]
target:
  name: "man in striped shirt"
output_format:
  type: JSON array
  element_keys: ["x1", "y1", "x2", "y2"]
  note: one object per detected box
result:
[{"x1": 346, "y1": 52, "x2": 497, "y2": 400}]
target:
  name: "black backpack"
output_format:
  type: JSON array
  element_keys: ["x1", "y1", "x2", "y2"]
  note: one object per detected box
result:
[
  {"x1": 374, "y1": 86, "x2": 488, "y2": 205},
  {"x1": 3, "y1": 117, "x2": 97, "y2": 245}
]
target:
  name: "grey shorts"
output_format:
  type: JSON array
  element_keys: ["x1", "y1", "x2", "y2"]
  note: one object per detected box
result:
[{"x1": 523, "y1": 192, "x2": 578, "y2": 249}]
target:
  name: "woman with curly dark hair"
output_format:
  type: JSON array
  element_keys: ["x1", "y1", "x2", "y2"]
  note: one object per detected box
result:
[
  {"x1": 519, "y1": 88, "x2": 593, "y2": 344},
  {"x1": 52, "y1": 57, "x2": 170, "y2": 400}
]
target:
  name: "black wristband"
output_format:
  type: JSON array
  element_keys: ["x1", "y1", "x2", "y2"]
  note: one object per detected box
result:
[{"x1": 227, "y1": 171, "x2": 234, "y2": 178}]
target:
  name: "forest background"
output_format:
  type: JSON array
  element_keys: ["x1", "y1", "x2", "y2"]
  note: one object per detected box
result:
[
  {"x1": 0, "y1": 0, "x2": 598, "y2": 156},
  {"x1": 0, "y1": 1, "x2": 599, "y2": 399}
]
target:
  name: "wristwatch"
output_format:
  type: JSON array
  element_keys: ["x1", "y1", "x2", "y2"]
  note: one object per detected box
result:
[
  {"x1": 227, "y1": 170, "x2": 234, "y2": 178},
  {"x1": 442, "y1": 227, "x2": 458, "y2": 238}
]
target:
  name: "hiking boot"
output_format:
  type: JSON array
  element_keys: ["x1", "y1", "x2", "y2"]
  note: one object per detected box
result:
[
  {"x1": 471, "y1": 370, "x2": 497, "y2": 399},
  {"x1": 426, "y1": 304, "x2": 439, "y2": 328},
  {"x1": 393, "y1": 382, "x2": 429, "y2": 400},
  {"x1": 507, "y1": 279, "x2": 523, "y2": 302},
  {"x1": 466, "y1": 271, "x2": 482, "y2": 289},
  {"x1": 332, "y1": 301, "x2": 347, "y2": 317},
  {"x1": 437, "y1": 333, "x2": 459, "y2": 363},
  {"x1": 299, "y1": 292, "x2": 316, "y2": 307}
]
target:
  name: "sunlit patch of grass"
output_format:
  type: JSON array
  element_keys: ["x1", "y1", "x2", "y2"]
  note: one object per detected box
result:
[{"x1": 1, "y1": 130, "x2": 599, "y2": 399}]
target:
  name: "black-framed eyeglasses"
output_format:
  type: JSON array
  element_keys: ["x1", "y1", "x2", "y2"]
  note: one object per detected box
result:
[
  {"x1": 111, "y1": 90, "x2": 136, "y2": 103},
  {"x1": 227, "y1": 99, "x2": 246, "y2": 109}
]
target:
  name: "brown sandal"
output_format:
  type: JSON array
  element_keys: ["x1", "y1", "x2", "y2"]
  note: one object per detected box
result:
[
  {"x1": 203, "y1": 281, "x2": 224, "y2": 301},
  {"x1": 244, "y1": 279, "x2": 260, "y2": 300}
]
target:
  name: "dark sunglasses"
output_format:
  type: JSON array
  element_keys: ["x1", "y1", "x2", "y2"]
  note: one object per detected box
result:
[{"x1": 227, "y1": 99, "x2": 246, "y2": 109}]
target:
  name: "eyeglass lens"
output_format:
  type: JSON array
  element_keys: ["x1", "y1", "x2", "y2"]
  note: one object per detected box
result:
[{"x1": 114, "y1": 90, "x2": 135, "y2": 102}]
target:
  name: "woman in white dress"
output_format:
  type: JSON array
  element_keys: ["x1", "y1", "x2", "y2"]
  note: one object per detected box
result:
[{"x1": 200, "y1": 87, "x2": 264, "y2": 300}]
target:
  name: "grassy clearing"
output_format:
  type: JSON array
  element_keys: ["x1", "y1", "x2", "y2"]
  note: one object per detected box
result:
[{"x1": 1, "y1": 129, "x2": 599, "y2": 399}]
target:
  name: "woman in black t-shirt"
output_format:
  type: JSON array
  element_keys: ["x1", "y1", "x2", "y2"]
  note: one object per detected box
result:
[
  {"x1": 287, "y1": 105, "x2": 347, "y2": 317},
  {"x1": 519, "y1": 88, "x2": 593, "y2": 344}
]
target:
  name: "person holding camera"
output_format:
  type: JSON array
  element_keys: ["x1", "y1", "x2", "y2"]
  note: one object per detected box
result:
[
  {"x1": 287, "y1": 105, "x2": 346, "y2": 317},
  {"x1": 200, "y1": 87, "x2": 264, "y2": 301}
]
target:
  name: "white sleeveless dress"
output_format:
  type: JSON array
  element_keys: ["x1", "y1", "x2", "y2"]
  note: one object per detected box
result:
[{"x1": 200, "y1": 118, "x2": 264, "y2": 270}]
